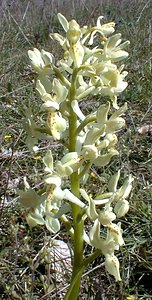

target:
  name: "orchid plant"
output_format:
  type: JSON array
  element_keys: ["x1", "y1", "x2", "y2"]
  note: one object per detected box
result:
[{"x1": 19, "y1": 13, "x2": 133, "y2": 299}]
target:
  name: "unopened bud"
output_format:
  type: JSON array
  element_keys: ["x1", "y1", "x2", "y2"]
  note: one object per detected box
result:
[{"x1": 67, "y1": 20, "x2": 81, "y2": 44}]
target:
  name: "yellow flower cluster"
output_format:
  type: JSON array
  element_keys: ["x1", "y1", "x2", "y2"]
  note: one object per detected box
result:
[{"x1": 20, "y1": 14, "x2": 132, "y2": 282}]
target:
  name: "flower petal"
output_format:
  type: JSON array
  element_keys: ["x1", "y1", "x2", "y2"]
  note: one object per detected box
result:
[{"x1": 105, "y1": 254, "x2": 121, "y2": 281}]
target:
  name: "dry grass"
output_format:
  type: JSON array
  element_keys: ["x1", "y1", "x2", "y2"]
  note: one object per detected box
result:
[{"x1": 0, "y1": 0, "x2": 152, "y2": 299}]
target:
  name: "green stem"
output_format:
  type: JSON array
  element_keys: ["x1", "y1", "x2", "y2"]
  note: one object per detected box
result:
[
  {"x1": 64, "y1": 68, "x2": 84, "y2": 300},
  {"x1": 64, "y1": 267, "x2": 85, "y2": 300},
  {"x1": 64, "y1": 250, "x2": 102, "y2": 300}
]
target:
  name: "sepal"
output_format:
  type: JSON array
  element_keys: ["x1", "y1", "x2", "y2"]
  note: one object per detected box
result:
[
  {"x1": 43, "y1": 150, "x2": 54, "y2": 173},
  {"x1": 117, "y1": 175, "x2": 133, "y2": 199},
  {"x1": 28, "y1": 48, "x2": 54, "y2": 74},
  {"x1": 108, "y1": 170, "x2": 120, "y2": 193},
  {"x1": 19, "y1": 188, "x2": 40, "y2": 209},
  {"x1": 114, "y1": 199, "x2": 129, "y2": 218},
  {"x1": 94, "y1": 149, "x2": 119, "y2": 166},
  {"x1": 57, "y1": 13, "x2": 69, "y2": 32}
]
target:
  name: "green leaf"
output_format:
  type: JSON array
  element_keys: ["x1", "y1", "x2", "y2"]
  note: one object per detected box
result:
[{"x1": 64, "y1": 267, "x2": 85, "y2": 300}]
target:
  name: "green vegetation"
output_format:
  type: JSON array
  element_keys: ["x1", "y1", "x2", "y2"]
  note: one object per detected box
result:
[{"x1": 0, "y1": 1, "x2": 151, "y2": 299}]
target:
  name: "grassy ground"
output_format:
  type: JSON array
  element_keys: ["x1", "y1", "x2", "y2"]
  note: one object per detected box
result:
[{"x1": 0, "y1": 0, "x2": 152, "y2": 299}]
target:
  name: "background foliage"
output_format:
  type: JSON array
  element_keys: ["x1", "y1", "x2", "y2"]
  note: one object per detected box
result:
[{"x1": 0, "y1": 0, "x2": 151, "y2": 299}]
